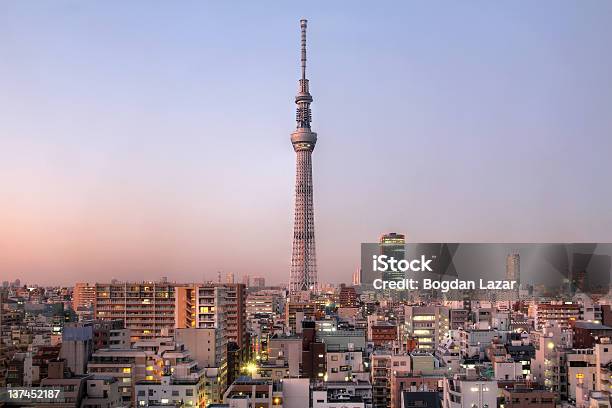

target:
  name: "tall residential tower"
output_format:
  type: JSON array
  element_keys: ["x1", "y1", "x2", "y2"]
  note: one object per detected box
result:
[{"x1": 290, "y1": 19, "x2": 318, "y2": 294}]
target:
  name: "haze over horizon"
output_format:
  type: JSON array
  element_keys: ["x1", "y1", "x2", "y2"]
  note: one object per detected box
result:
[{"x1": 2, "y1": 1, "x2": 612, "y2": 286}]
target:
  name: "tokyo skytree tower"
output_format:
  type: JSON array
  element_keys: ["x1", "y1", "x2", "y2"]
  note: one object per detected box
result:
[{"x1": 289, "y1": 19, "x2": 318, "y2": 294}]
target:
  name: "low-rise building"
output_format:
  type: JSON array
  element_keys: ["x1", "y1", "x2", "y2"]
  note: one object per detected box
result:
[{"x1": 501, "y1": 386, "x2": 556, "y2": 408}]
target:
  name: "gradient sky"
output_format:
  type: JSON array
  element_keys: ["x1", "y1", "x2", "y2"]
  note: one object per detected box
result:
[{"x1": 1, "y1": 1, "x2": 612, "y2": 286}]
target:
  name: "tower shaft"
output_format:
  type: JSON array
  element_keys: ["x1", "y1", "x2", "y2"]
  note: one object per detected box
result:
[{"x1": 290, "y1": 150, "x2": 317, "y2": 293}]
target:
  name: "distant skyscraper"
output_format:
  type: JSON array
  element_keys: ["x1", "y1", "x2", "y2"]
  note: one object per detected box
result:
[
  {"x1": 226, "y1": 272, "x2": 234, "y2": 284},
  {"x1": 380, "y1": 232, "x2": 406, "y2": 283},
  {"x1": 505, "y1": 252, "x2": 521, "y2": 301},
  {"x1": 252, "y1": 276, "x2": 266, "y2": 288},
  {"x1": 506, "y1": 252, "x2": 520, "y2": 282},
  {"x1": 352, "y1": 268, "x2": 361, "y2": 286},
  {"x1": 290, "y1": 19, "x2": 318, "y2": 294}
]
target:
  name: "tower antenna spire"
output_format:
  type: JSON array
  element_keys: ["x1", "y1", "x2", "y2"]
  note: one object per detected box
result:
[{"x1": 300, "y1": 19, "x2": 307, "y2": 80}]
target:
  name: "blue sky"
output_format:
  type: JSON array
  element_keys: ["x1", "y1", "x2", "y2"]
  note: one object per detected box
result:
[{"x1": 1, "y1": 1, "x2": 611, "y2": 285}]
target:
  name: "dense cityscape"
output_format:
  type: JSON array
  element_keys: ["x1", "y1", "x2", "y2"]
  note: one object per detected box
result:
[{"x1": 1, "y1": 256, "x2": 612, "y2": 408}]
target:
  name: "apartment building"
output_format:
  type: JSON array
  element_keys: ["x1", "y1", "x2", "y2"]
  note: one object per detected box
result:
[
  {"x1": 567, "y1": 349, "x2": 597, "y2": 401},
  {"x1": 458, "y1": 328, "x2": 503, "y2": 359},
  {"x1": 223, "y1": 376, "x2": 285, "y2": 408},
  {"x1": 246, "y1": 291, "x2": 283, "y2": 318},
  {"x1": 73, "y1": 282, "x2": 96, "y2": 310},
  {"x1": 443, "y1": 373, "x2": 498, "y2": 408},
  {"x1": 371, "y1": 351, "x2": 411, "y2": 408},
  {"x1": 176, "y1": 327, "x2": 228, "y2": 402},
  {"x1": 100, "y1": 336, "x2": 215, "y2": 405},
  {"x1": 177, "y1": 283, "x2": 247, "y2": 349},
  {"x1": 286, "y1": 302, "x2": 316, "y2": 334},
  {"x1": 530, "y1": 326, "x2": 573, "y2": 396},
  {"x1": 403, "y1": 306, "x2": 449, "y2": 352},
  {"x1": 87, "y1": 348, "x2": 148, "y2": 405},
  {"x1": 94, "y1": 282, "x2": 182, "y2": 341},
  {"x1": 532, "y1": 302, "x2": 581, "y2": 330},
  {"x1": 594, "y1": 340, "x2": 612, "y2": 392},
  {"x1": 135, "y1": 369, "x2": 207, "y2": 407},
  {"x1": 326, "y1": 347, "x2": 364, "y2": 382}
]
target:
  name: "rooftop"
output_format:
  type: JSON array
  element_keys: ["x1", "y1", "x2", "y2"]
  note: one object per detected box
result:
[{"x1": 574, "y1": 321, "x2": 612, "y2": 330}]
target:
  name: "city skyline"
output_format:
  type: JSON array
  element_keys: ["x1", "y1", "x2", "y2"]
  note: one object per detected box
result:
[{"x1": 2, "y1": 2, "x2": 612, "y2": 286}]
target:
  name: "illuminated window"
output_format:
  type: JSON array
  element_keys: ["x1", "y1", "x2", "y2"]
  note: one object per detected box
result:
[
  {"x1": 122, "y1": 368, "x2": 131, "y2": 374},
  {"x1": 413, "y1": 316, "x2": 436, "y2": 321}
]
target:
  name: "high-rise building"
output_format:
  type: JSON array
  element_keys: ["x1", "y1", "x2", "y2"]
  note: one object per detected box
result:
[
  {"x1": 352, "y1": 268, "x2": 361, "y2": 286},
  {"x1": 226, "y1": 272, "x2": 234, "y2": 284},
  {"x1": 73, "y1": 282, "x2": 96, "y2": 310},
  {"x1": 174, "y1": 282, "x2": 248, "y2": 389},
  {"x1": 252, "y1": 276, "x2": 266, "y2": 288},
  {"x1": 190, "y1": 283, "x2": 247, "y2": 349},
  {"x1": 290, "y1": 19, "x2": 318, "y2": 294},
  {"x1": 380, "y1": 233, "x2": 406, "y2": 283},
  {"x1": 506, "y1": 252, "x2": 520, "y2": 282},
  {"x1": 94, "y1": 281, "x2": 182, "y2": 341}
]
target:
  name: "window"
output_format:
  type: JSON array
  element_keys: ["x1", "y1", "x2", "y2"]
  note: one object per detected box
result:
[{"x1": 186, "y1": 389, "x2": 193, "y2": 396}]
